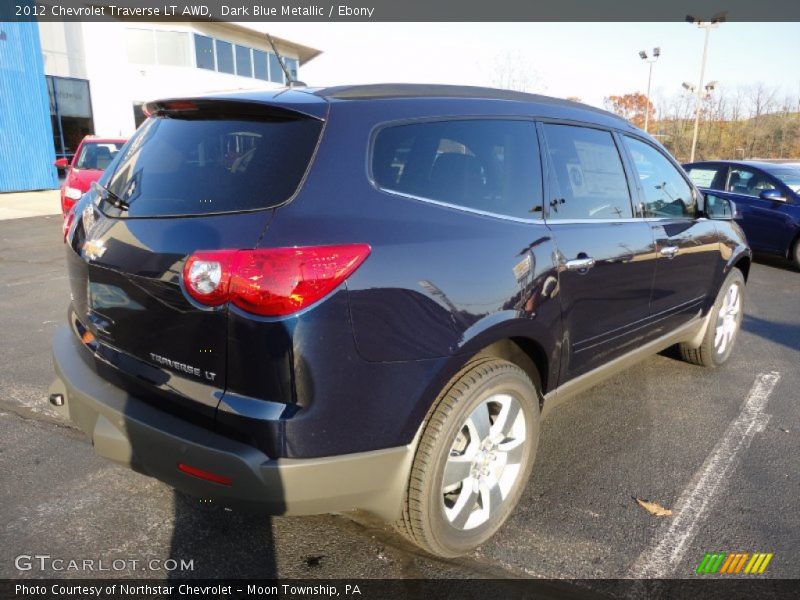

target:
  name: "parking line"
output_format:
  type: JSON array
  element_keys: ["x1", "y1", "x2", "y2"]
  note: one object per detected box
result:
[{"x1": 629, "y1": 371, "x2": 781, "y2": 578}]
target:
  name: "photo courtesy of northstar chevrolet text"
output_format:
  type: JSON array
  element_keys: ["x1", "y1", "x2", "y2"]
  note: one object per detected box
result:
[{"x1": 0, "y1": 0, "x2": 798, "y2": 597}]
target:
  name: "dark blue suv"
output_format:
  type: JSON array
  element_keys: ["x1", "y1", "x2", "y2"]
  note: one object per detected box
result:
[
  {"x1": 51, "y1": 85, "x2": 750, "y2": 557},
  {"x1": 684, "y1": 160, "x2": 800, "y2": 269}
]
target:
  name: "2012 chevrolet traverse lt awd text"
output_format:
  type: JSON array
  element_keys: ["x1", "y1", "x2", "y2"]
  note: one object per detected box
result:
[{"x1": 50, "y1": 84, "x2": 750, "y2": 557}]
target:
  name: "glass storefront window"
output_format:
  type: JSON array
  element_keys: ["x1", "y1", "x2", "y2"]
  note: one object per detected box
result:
[
  {"x1": 155, "y1": 31, "x2": 190, "y2": 66},
  {"x1": 47, "y1": 76, "x2": 94, "y2": 162}
]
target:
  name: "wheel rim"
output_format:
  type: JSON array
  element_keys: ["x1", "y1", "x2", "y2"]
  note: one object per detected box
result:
[
  {"x1": 714, "y1": 282, "x2": 741, "y2": 356},
  {"x1": 441, "y1": 393, "x2": 526, "y2": 531}
]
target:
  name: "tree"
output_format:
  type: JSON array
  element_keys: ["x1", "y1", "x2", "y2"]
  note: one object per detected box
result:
[
  {"x1": 645, "y1": 83, "x2": 799, "y2": 161},
  {"x1": 603, "y1": 93, "x2": 656, "y2": 129},
  {"x1": 490, "y1": 50, "x2": 541, "y2": 93}
]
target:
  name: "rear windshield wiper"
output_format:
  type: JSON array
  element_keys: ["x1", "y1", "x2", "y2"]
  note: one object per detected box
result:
[{"x1": 92, "y1": 181, "x2": 130, "y2": 211}]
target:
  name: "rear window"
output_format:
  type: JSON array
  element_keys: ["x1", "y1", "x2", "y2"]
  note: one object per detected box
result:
[
  {"x1": 371, "y1": 119, "x2": 543, "y2": 220},
  {"x1": 686, "y1": 165, "x2": 724, "y2": 189},
  {"x1": 103, "y1": 112, "x2": 322, "y2": 217}
]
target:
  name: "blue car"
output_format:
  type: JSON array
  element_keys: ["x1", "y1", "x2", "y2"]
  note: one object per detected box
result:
[
  {"x1": 52, "y1": 85, "x2": 749, "y2": 557},
  {"x1": 684, "y1": 160, "x2": 800, "y2": 268}
]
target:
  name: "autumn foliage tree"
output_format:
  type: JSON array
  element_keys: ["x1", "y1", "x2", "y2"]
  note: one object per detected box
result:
[
  {"x1": 602, "y1": 85, "x2": 800, "y2": 161},
  {"x1": 603, "y1": 93, "x2": 656, "y2": 129}
]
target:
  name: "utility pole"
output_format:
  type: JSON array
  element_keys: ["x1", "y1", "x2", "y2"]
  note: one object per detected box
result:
[{"x1": 687, "y1": 15, "x2": 722, "y2": 162}]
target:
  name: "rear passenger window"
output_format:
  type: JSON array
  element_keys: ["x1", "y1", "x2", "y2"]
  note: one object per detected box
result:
[
  {"x1": 541, "y1": 124, "x2": 632, "y2": 220},
  {"x1": 371, "y1": 120, "x2": 542, "y2": 219},
  {"x1": 624, "y1": 137, "x2": 696, "y2": 219}
]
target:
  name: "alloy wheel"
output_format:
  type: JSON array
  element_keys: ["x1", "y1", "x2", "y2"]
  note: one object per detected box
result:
[
  {"x1": 441, "y1": 393, "x2": 526, "y2": 531},
  {"x1": 714, "y1": 282, "x2": 741, "y2": 355}
]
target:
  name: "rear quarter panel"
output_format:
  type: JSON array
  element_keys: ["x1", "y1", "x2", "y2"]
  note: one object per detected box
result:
[{"x1": 262, "y1": 98, "x2": 563, "y2": 374}]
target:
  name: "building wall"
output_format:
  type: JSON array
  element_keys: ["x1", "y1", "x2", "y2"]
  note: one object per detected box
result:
[
  {"x1": 39, "y1": 21, "x2": 88, "y2": 79},
  {"x1": 40, "y1": 22, "x2": 302, "y2": 138},
  {"x1": 0, "y1": 22, "x2": 58, "y2": 192}
]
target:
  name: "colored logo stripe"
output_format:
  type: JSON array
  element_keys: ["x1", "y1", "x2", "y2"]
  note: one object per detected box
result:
[
  {"x1": 697, "y1": 552, "x2": 726, "y2": 574},
  {"x1": 696, "y1": 552, "x2": 773, "y2": 574},
  {"x1": 720, "y1": 553, "x2": 749, "y2": 574},
  {"x1": 744, "y1": 553, "x2": 774, "y2": 574}
]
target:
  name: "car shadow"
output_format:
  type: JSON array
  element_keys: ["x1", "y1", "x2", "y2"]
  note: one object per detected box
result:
[
  {"x1": 752, "y1": 252, "x2": 799, "y2": 273},
  {"x1": 741, "y1": 313, "x2": 800, "y2": 353},
  {"x1": 167, "y1": 492, "x2": 278, "y2": 579}
]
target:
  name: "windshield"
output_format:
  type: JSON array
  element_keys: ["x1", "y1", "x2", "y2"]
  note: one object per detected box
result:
[
  {"x1": 74, "y1": 142, "x2": 125, "y2": 170},
  {"x1": 103, "y1": 113, "x2": 322, "y2": 217},
  {"x1": 767, "y1": 168, "x2": 800, "y2": 194}
]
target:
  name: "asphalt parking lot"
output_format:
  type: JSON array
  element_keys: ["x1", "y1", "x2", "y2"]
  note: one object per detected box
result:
[{"x1": 1, "y1": 214, "x2": 798, "y2": 582}]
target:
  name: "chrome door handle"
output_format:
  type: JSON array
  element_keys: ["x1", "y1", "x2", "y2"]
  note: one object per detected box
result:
[
  {"x1": 660, "y1": 246, "x2": 679, "y2": 259},
  {"x1": 565, "y1": 257, "x2": 596, "y2": 271}
]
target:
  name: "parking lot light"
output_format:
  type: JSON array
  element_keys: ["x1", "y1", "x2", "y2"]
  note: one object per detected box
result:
[
  {"x1": 687, "y1": 14, "x2": 724, "y2": 161},
  {"x1": 639, "y1": 47, "x2": 661, "y2": 133}
]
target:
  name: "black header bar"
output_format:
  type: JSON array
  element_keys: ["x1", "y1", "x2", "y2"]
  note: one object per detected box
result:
[{"x1": 3, "y1": 0, "x2": 800, "y2": 22}]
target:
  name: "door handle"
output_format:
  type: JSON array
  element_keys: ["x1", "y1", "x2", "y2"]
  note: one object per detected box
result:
[
  {"x1": 565, "y1": 257, "x2": 596, "y2": 271},
  {"x1": 660, "y1": 246, "x2": 679, "y2": 259}
]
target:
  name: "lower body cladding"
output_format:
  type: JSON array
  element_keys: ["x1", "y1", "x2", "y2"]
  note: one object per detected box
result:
[{"x1": 49, "y1": 327, "x2": 416, "y2": 521}]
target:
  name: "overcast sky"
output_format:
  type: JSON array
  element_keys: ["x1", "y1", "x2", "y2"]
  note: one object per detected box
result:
[{"x1": 254, "y1": 22, "x2": 800, "y2": 109}]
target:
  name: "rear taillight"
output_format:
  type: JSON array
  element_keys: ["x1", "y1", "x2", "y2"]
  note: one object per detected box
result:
[
  {"x1": 61, "y1": 196, "x2": 77, "y2": 217},
  {"x1": 183, "y1": 251, "x2": 235, "y2": 306},
  {"x1": 62, "y1": 206, "x2": 76, "y2": 243},
  {"x1": 182, "y1": 244, "x2": 371, "y2": 317}
]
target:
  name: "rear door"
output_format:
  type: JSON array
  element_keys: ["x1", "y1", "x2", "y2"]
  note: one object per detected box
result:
[
  {"x1": 623, "y1": 136, "x2": 720, "y2": 334},
  {"x1": 539, "y1": 122, "x2": 657, "y2": 381},
  {"x1": 66, "y1": 99, "x2": 324, "y2": 423}
]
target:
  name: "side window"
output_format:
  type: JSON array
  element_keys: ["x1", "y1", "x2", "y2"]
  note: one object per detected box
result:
[
  {"x1": 686, "y1": 166, "x2": 725, "y2": 190},
  {"x1": 727, "y1": 168, "x2": 776, "y2": 196},
  {"x1": 541, "y1": 124, "x2": 632, "y2": 220},
  {"x1": 371, "y1": 120, "x2": 543, "y2": 220},
  {"x1": 624, "y1": 137, "x2": 696, "y2": 219}
]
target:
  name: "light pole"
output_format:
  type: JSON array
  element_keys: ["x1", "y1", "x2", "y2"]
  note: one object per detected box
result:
[
  {"x1": 687, "y1": 14, "x2": 723, "y2": 162},
  {"x1": 639, "y1": 47, "x2": 660, "y2": 133}
]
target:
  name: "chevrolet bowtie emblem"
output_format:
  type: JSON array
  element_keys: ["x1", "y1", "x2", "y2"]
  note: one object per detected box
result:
[{"x1": 83, "y1": 238, "x2": 107, "y2": 261}]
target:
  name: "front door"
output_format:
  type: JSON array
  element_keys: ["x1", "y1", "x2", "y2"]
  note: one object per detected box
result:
[
  {"x1": 539, "y1": 122, "x2": 657, "y2": 382},
  {"x1": 623, "y1": 136, "x2": 721, "y2": 334},
  {"x1": 718, "y1": 166, "x2": 793, "y2": 254}
]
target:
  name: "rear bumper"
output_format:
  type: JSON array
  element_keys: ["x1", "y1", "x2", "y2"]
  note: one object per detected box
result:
[{"x1": 50, "y1": 326, "x2": 414, "y2": 521}]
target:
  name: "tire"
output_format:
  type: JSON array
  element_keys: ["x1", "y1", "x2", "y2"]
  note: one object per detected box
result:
[
  {"x1": 792, "y1": 238, "x2": 800, "y2": 271},
  {"x1": 395, "y1": 358, "x2": 540, "y2": 557},
  {"x1": 680, "y1": 268, "x2": 745, "y2": 368}
]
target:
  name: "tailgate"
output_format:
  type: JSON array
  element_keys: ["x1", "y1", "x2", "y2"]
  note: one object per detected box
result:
[{"x1": 64, "y1": 95, "x2": 325, "y2": 424}]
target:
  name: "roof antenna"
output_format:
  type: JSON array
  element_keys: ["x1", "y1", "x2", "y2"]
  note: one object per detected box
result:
[{"x1": 266, "y1": 33, "x2": 306, "y2": 87}]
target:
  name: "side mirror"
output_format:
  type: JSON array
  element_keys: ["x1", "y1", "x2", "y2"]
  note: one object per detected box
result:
[
  {"x1": 54, "y1": 158, "x2": 69, "y2": 168},
  {"x1": 704, "y1": 193, "x2": 736, "y2": 220},
  {"x1": 759, "y1": 188, "x2": 786, "y2": 202}
]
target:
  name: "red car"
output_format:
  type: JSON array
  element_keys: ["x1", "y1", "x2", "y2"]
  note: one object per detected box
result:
[{"x1": 55, "y1": 136, "x2": 127, "y2": 216}]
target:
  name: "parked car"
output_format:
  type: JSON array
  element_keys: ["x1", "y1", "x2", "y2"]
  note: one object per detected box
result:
[
  {"x1": 55, "y1": 136, "x2": 127, "y2": 217},
  {"x1": 51, "y1": 85, "x2": 750, "y2": 557},
  {"x1": 684, "y1": 160, "x2": 800, "y2": 268}
]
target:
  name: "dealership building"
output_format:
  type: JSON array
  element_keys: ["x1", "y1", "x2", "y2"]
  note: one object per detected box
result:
[{"x1": 0, "y1": 20, "x2": 320, "y2": 192}]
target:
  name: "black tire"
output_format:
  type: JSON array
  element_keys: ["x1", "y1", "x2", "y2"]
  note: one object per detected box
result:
[
  {"x1": 792, "y1": 238, "x2": 800, "y2": 271},
  {"x1": 680, "y1": 269, "x2": 745, "y2": 368},
  {"x1": 395, "y1": 358, "x2": 540, "y2": 557}
]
